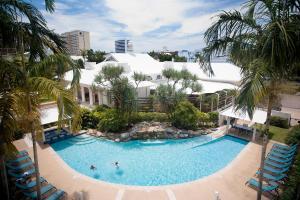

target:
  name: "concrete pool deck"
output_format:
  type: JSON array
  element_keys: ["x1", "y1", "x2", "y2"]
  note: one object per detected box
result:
[{"x1": 13, "y1": 136, "x2": 275, "y2": 200}]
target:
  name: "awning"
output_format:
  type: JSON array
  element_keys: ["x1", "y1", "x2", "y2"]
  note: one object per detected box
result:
[{"x1": 220, "y1": 106, "x2": 267, "y2": 124}]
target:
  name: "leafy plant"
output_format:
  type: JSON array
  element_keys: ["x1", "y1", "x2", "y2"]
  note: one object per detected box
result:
[
  {"x1": 285, "y1": 125, "x2": 300, "y2": 145},
  {"x1": 208, "y1": 112, "x2": 219, "y2": 127},
  {"x1": 270, "y1": 116, "x2": 289, "y2": 129},
  {"x1": 130, "y1": 112, "x2": 168, "y2": 123},
  {"x1": 80, "y1": 108, "x2": 100, "y2": 129},
  {"x1": 97, "y1": 109, "x2": 127, "y2": 133},
  {"x1": 171, "y1": 101, "x2": 199, "y2": 130}
]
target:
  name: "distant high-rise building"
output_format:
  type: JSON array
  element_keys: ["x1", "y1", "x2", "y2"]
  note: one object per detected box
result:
[
  {"x1": 115, "y1": 39, "x2": 133, "y2": 53},
  {"x1": 61, "y1": 30, "x2": 90, "y2": 56}
]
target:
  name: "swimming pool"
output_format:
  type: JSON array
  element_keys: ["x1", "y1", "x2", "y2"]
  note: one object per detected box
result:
[{"x1": 51, "y1": 135, "x2": 248, "y2": 186}]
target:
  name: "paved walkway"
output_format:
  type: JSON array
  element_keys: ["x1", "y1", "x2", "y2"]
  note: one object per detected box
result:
[{"x1": 13, "y1": 137, "x2": 273, "y2": 200}]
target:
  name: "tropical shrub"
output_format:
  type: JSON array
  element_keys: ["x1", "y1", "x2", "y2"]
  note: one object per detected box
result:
[
  {"x1": 130, "y1": 112, "x2": 168, "y2": 123},
  {"x1": 171, "y1": 101, "x2": 199, "y2": 130},
  {"x1": 279, "y1": 126, "x2": 300, "y2": 200},
  {"x1": 97, "y1": 109, "x2": 127, "y2": 132},
  {"x1": 80, "y1": 108, "x2": 100, "y2": 129},
  {"x1": 279, "y1": 152, "x2": 300, "y2": 200},
  {"x1": 270, "y1": 116, "x2": 289, "y2": 129},
  {"x1": 285, "y1": 125, "x2": 300, "y2": 145},
  {"x1": 208, "y1": 112, "x2": 219, "y2": 126},
  {"x1": 93, "y1": 105, "x2": 110, "y2": 112},
  {"x1": 197, "y1": 111, "x2": 210, "y2": 126}
]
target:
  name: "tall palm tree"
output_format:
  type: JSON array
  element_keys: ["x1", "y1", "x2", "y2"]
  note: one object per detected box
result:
[
  {"x1": 200, "y1": 1, "x2": 300, "y2": 199},
  {"x1": 0, "y1": 55, "x2": 81, "y2": 200},
  {"x1": 0, "y1": 0, "x2": 64, "y2": 60}
]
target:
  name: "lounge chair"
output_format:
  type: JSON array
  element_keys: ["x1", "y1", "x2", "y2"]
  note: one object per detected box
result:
[
  {"x1": 269, "y1": 151, "x2": 295, "y2": 159},
  {"x1": 45, "y1": 190, "x2": 65, "y2": 200},
  {"x1": 6, "y1": 155, "x2": 31, "y2": 164},
  {"x1": 15, "y1": 150, "x2": 28, "y2": 157},
  {"x1": 8, "y1": 168, "x2": 35, "y2": 179},
  {"x1": 265, "y1": 159, "x2": 292, "y2": 169},
  {"x1": 256, "y1": 170, "x2": 287, "y2": 182},
  {"x1": 273, "y1": 143, "x2": 297, "y2": 150},
  {"x1": 268, "y1": 155, "x2": 294, "y2": 163},
  {"x1": 247, "y1": 178, "x2": 278, "y2": 194},
  {"x1": 15, "y1": 177, "x2": 46, "y2": 190},
  {"x1": 263, "y1": 165, "x2": 290, "y2": 174},
  {"x1": 6, "y1": 161, "x2": 33, "y2": 171},
  {"x1": 23, "y1": 184, "x2": 54, "y2": 199},
  {"x1": 272, "y1": 145, "x2": 297, "y2": 154}
]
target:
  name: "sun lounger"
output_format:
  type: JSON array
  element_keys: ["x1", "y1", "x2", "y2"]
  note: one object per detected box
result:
[
  {"x1": 23, "y1": 184, "x2": 54, "y2": 199},
  {"x1": 268, "y1": 155, "x2": 294, "y2": 163},
  {"x1": 15, "y1": 177, "x2": 46, "y2": 190},
  {"x1": 272, "y1": 145, "x2": 297, "y2": 154},
  {"x1": 8, "y1": 168, "x2": 35, "y2": 178},
  {"x1": 15, "y1": 150, "x2": 28, "y2": 157},
  {"x1": 269, "y1": 150, "x2": 295, "y2": 159},
  {"x1": 6, "y1": 161, "x2": 33, "y2": 171},
  {"x1": 273, "y1": 143, "x2": 297, "y2": 150},
  {"x1": 45, "y1": 190, "x2": 65, "y2": 200},
  {"x1": 263, "y1": 165, "x2": 290, "y2": 174},
  {"x1": 6, "y1": 155, "x2": 31, "y2": 164},
  {"x1": 265, "y1": 159, "x2": 292, "y2": 169},
  {"x1": 247, "y1": 178, "x2": 278, "y2": 194},
  {"x1": 256, "y1": 170, "x2": 287, "y2": 182}
]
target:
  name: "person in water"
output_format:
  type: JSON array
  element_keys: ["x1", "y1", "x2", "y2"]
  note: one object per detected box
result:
[
  {"x1": 90, "y1": 165, "x2": 96, "y2": 170},
  {"x1": 114, "y1": 161, "x2": 119, "y2": 168}
]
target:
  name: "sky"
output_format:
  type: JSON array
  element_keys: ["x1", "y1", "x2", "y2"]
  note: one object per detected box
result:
[{"x1": 33, "y1": 0, "x2": 244, "y2": 52}]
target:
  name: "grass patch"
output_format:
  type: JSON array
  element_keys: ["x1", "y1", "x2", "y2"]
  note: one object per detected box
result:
[{"x1": 256, "y1": 125, "x2": 291, "y2": 143}]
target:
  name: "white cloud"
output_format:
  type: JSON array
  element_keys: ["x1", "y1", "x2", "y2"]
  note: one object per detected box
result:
[{"x1": 43, "y1": 0, "x2": 242, "y2": 52}]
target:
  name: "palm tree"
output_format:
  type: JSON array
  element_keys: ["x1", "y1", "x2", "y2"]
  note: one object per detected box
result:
[
  {"x1": 200, "y1": 1, "x2": 300, "y2": 199},
  {"x1": 0, "y1": 0, "x2": 65, "y2": 60},
  {"x1": 0, "y1": 55, "x2": 81, "y2": 200}
]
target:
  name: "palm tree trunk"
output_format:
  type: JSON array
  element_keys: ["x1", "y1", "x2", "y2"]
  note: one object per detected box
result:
[
  {"x1": 27, "y1": 96, "x2": 42, "y2": 200},
  {"x1": 0, "y1": 151, "x2": 10, "y2": 200},
  {"x1": 257, "y1": 93, "x2": 273, "y2": 200},
  {"x1": 31, "y1": 130, "x2": 42, "y2": 200}
]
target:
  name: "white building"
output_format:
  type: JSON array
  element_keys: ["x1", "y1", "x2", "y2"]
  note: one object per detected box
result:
[
  {"x1": 61, "y1": 30, "x2": 90, "y2": 56},
  {"x1": 64, "y1": 53, "x2": 241, "y2": 107}
]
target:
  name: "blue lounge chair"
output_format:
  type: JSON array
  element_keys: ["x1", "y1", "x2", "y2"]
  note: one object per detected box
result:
[
  {"x1": 269, "y1": 151, "x2": 295, "y2": 159},
  {"x1": 247, "y1": 178, "x2": 278, "y2": 194},
  {"x1": 265, "y1": 159, "x2": 292, "y2": 169},
  {"x1": 256, "y1": 170, "x2": 287, "y2": 182},
  {"x1": 15, "y1": 150, "x2": 28, "y2": 157},
  {"x1": 263, "y1": 165, "x2": 290, "y2": 174},
  {"x1": 45, "y1": 190, "x2": 65, "y2": 200},
  {"x1": 23, "y1": 184, "x2": 54, "y2": 199},
  {"x1": 8, "y1": 168, "x2": 35, "y2": 179},
  {"x1": 6, "y1": 155, "x2": 31, "y2": 164},
  {"x1": 272, "y1": 145, "x2": 297, "y2": 154},
  {"x1": 268, "y1": 155, "x2": 294, "y2": 163},
  {"x1": 273, "y1": 143, "x2": 297, "y2": 150},
  {"x1": 15, "y1": 177, "x2": 46, "y2": 190},
  {"x1": 6, "y1": 161, "x2": 33, "y2": 171}
]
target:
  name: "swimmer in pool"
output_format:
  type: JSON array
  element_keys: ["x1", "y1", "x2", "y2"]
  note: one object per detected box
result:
[{"x1": 90, "y1": 165, "x2": 96, "y2": 170}]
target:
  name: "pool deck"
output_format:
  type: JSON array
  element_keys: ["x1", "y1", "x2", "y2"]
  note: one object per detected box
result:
[{"x1": 13, "y1": 134, "x2": 275, "y2": 200}]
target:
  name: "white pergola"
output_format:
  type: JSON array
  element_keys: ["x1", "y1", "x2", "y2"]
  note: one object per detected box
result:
[{"x1": 219, "y1": 106, "x2": 267, "y2": 141}]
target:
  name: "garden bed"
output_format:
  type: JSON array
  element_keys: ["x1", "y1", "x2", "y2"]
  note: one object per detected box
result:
[{"x1": 87, "y1": 121, "x2": 213, "y2": 142}]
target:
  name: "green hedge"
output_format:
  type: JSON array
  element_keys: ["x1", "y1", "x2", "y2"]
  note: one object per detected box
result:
[
  {"x1": 279, "y1": 126, "x2": 300, "y2": 200},
  {"x1": 208, "y1": 112, "x2": 219, "y2": 126},
  {"x1": 171, "y1": 101, "x2": 199, "y2": 130},
  {"x1": 97, "y1": 109, "x2": 128, "y2": 133},
  {"x1": 80, "y1": 108, "x2": 100, "y2": 129},
  {"x1": 130, "y1": 112, "x2": 168, "y2": 123},
  {"x1": 270, "y1": 116, "x2": 289, "y2": 128}
]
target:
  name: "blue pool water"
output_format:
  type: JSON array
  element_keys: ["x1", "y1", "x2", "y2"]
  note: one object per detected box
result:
[{"x1": 51, "y1": 135, "x2": 248, "y2": 186}]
